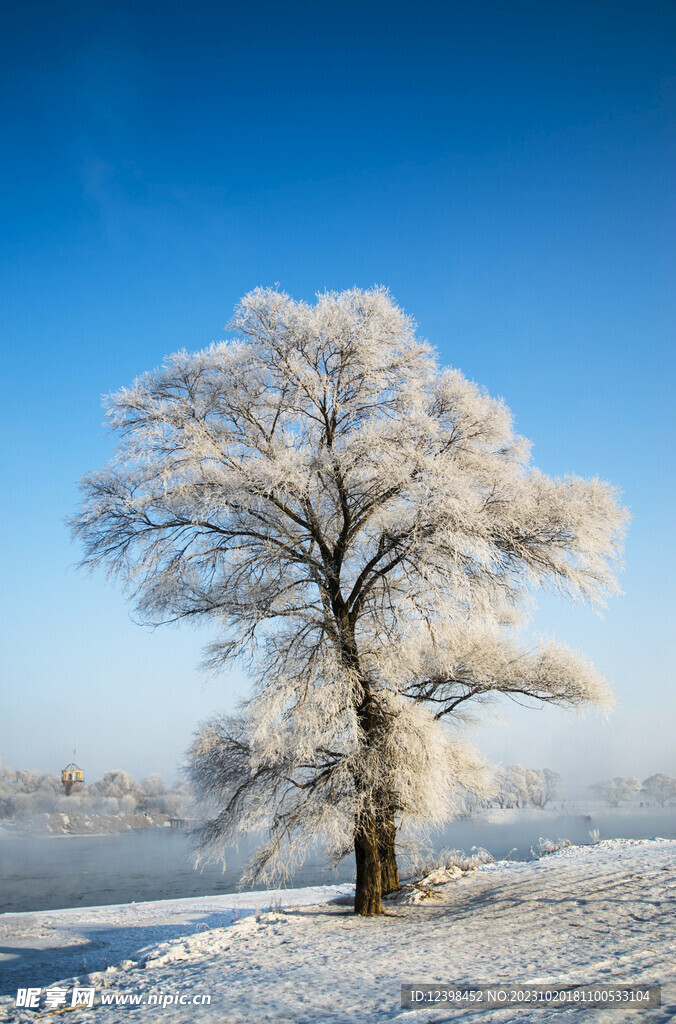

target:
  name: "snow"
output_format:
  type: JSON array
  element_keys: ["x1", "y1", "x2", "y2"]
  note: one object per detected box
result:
[
  {"x1": 0, "y1": 884, "x2": 353, "y2": 1000},
  {"x1": 1, "y1": 838, "x2": 674, "y2": 1023}
]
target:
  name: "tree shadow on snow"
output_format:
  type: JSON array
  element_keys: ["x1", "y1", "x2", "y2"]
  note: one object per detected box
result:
[{"x1": 0, "y1": 910, "x2": 241, "y2": 997}]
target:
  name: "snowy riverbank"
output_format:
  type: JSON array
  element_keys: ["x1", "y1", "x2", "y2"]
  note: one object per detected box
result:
[{"x1": 1, "y1": 838, "x2": 674, "y2": 1023}]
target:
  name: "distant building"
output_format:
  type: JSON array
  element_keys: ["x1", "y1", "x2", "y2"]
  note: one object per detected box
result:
[
  {"x1": 169, "y1": 816, "x2": 200, "y2": 830},
  {"x1": 61, "y1": 761, "x2": 84, "y2": 795}
]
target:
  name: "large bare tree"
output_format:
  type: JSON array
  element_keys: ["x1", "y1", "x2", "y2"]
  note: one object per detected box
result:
[{"x1": 72, "y1": 287, "x2": 627, "y2": 914}]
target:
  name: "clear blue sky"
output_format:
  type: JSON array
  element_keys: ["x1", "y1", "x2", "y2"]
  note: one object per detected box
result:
[{"x1": 1, "y1": 0, "x2": 673, "y2": 787}]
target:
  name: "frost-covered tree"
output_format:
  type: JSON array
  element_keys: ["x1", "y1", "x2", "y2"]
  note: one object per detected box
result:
[
  {"x1": 590, "y1": 776, "x2": 642, "y2": 807},
  {"x1": 641, "y1": 774, "x2": 676, "y2": 806},
  {"x1": 540, "y1": 768, "x2": 562, "y2": 807},
  {"x1": 492, "y1": 767, "x2": 562, "y2": 809},
  {"x1": 141, "y1": 774, "x2": 167, "y2": 798},
  {"x1": 88, "y1": 770, "x2": 141, "y2": 801},
  {"x1": 72, "y1": 287, "x2": 627, "y2": 914}
]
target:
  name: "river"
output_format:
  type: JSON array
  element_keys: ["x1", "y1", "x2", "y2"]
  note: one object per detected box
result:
[{"x1": 1, "y1": 806, "x2": 674, "y2": 914}]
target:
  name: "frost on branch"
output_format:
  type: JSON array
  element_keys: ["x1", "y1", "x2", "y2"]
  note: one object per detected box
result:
[{"x1": 71, "y1": 287, "x2": 627, "y2": 912}]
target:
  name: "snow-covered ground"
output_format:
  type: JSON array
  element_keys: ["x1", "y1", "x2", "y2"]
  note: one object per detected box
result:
[{"x1": 0, "y1": 838, "x2": 674, "y2": 1023}]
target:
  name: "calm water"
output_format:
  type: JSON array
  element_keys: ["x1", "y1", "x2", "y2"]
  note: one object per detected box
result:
[{"x1": 1, "y1": 807, "x2": 674, "y2": 914}]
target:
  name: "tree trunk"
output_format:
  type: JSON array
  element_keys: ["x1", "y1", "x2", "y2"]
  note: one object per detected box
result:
[
  {"x1": 354, "y1": 808, "x2": 383, "y2": 915},
  {"x1": 377, "y1": 805, "x2": 400, "y2": 895}
]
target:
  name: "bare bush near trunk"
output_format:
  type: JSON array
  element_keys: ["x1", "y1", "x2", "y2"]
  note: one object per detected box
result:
[{"x1": 71, "y1": 287, "x2": 627, "y2": 914}]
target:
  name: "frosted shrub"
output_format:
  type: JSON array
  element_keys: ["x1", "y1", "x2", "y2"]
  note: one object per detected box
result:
[
  {"x1": 532, "y1": 836, "x2": 572, "y2": 858},
  {"x1": 407, "y1": 845, "x2": 494, "y2": 880}
]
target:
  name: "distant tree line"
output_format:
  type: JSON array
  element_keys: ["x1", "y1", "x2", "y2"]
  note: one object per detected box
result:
[
  {"x1": 490, "y1": 767, "x2": 562, "y2": 809},
  {"x1": 0, "y1": 760, "x2": 192, "y2": 832},
  {"x1": 590, "y1": 774, "x2": 676, "y2": 808},
  {"x1": 489, "y1": 770, "x2": 676, "y2": 810}
]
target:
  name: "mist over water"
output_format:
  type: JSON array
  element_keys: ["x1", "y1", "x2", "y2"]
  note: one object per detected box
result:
[{"x1": 2, "y1": 807, "x2": 674, "y2": 915}]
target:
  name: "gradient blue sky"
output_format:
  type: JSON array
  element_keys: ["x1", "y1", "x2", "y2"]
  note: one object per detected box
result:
[{"x1": 1, "y1": 0, "x2": 673, "y2": 787}]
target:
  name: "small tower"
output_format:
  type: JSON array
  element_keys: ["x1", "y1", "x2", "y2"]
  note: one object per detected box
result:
[{"x1": 61, "y1": 761, "x2": 84, "y2": 795}]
